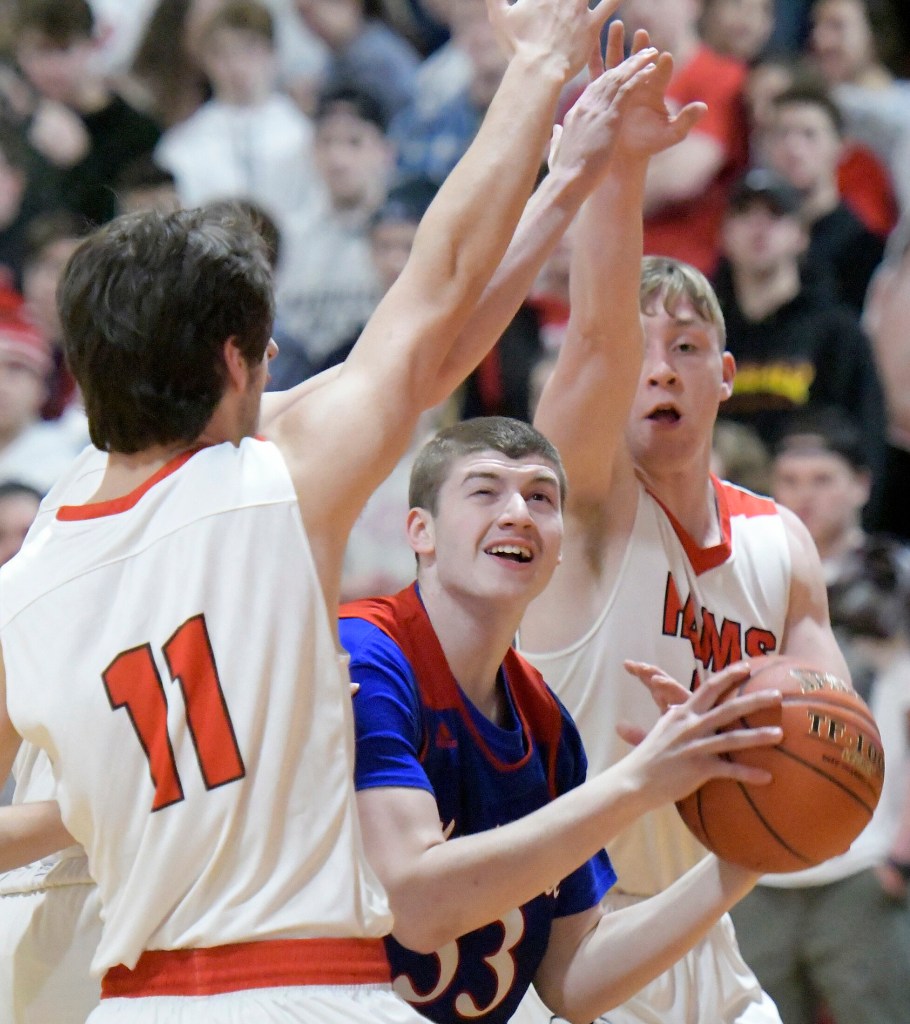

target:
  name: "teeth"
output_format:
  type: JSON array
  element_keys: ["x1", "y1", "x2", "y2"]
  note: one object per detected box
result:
[{"x1": 488, "y1": 544, "x2": 532, "y2": 562}]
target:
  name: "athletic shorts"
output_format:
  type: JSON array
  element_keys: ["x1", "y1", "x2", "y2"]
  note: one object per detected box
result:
[
  {"x1": 90, "y1": 983, "x2": 429, "y2": 1023},
  {"x1": 0, "y1": 857, "x2": 102, "y2": 1024},
  {"x1": 508, "y1": 900, "x2": 782, "y2": 1024}
]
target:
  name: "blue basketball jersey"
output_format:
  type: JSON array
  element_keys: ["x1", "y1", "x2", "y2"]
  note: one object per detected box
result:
[{"x1": 340, "y1": 583, "x2": 615, "y2": 1024}]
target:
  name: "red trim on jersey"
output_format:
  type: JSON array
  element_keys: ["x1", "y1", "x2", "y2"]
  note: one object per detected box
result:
[
  {"x1": 57, "y1": 449, "x2": 203, "y2": 521},
  {"x1": 101, "y1": 937, "x2": 391, "y2": 998},
  {"x1": 646, "y1": 476, "x2": 777, "y2": 576},
  {"x1": 341, "y1": 583, "x2": 565, "y2": 798},
  {"x1": 719, "y1": 479, "x2": 777, "y2": 518}
]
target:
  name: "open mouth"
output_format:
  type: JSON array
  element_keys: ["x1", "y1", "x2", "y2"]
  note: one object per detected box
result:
[
  {"x1": 486, "y1": 544, "x2": 533, "y2": 563},
  {"x1": 647, "y1": 405, "x2": 681, "y2": 423}
]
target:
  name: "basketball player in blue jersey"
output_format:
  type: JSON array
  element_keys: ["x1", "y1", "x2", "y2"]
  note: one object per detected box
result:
[{"x1": 340, "y1": 417, "x2": 790, "y2": 1024}]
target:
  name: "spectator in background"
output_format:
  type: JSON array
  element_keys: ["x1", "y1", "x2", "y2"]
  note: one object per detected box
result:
[
  {"x1": 619, "y1": 0, "x2": 749, "y2": 276},
  {"x1": 731, "y1": 410, "x2": 910, "y2": 1024},
  {"x1": 0, "y1": 481, "x2": 41, "y2": 566},
  {"x1": 293, "y1": 0, "x2": 419, "y2": 122},
  {"x1": 113, "y1": 153, "x2": 181, "y2": 215},
  {"x1": 809, "y1": 0, "x2": 910, "y2": 218},
  {"x1": 20, "y1": 212, "x2": 86, "y2": 425},
  {"x1": 712, "y1": 168, "x2": 887, "y2": 523},
  {"x1": 408, "y1": 0, "x2": 480, "y2": 123},
  {"x1": 12, "y1": 0, "x2": 161, "y2": 226},
  {"x1": 0, "y1": 127, "x2": 35, "y2": 295},
  {"x1": 765, "y1": 83, "x2": 885, "y2": 310},
  {"x1": 0, "y1": 309, "x2": 83, "y2": 492},
  {"x1": 391, "y1": 0, "x2": 508, "y2": 185},
  {"x1": 863, "y1": 224, "x2": 910, "y2": 542},
  {"x1": 155, "y1": 0, "x2": 318, "y2": 229},
  {"x1": 274, "y1": 84, "x2": 390, "y2": 367},
  {"x1": 699, "y1": 0, "x2": 775, "y2": 65},
  {"x1": 744, "y1": 53, "x2": 899, "y2": 237},
  {"x1": 123, "y1": 0, "x2": 213, "y2": 128}
]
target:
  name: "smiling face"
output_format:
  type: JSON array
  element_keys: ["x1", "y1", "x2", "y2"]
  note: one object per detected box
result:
[
  {"x1": 625, "y1": 293, "x2": 735, "y2": 477},
  {"x1": 408, "y1": 450, "x2": 564, "y2": 610}
]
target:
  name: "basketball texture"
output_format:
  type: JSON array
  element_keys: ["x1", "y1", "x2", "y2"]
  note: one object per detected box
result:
[{"x1": 676, "y1": 655, "x2": 885, "y2": 873}]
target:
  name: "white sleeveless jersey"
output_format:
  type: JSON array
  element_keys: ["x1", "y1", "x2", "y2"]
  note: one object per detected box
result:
[
  {"x1": 0, "y1": 438, "x2": 392, "y2": 973},
  {"x1": 6, "y1": 446, "x2": 108, "y2": 881},
  {"x1": 521, "y1": 478, "x2": 790, "y2": 896}
]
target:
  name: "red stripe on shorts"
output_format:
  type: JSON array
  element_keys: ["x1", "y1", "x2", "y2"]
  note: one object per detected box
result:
[{"x1": 101, "y1": 937, "x2": 391, "y2": 998}]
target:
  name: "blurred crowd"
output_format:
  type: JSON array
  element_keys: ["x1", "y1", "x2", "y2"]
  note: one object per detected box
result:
[{"x1": 0, "y1": 0, "x2": 907, "y2": 597}]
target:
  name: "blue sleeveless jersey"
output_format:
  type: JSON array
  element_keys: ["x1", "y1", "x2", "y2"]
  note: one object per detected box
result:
[{"x1": 340, "y1": 583, "x2": 615, "y2": 1024}]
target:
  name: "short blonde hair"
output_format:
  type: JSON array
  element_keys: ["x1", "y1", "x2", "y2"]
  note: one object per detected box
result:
[{"x1": 640, "y1": 256, "x2": 726, "y2": 347}]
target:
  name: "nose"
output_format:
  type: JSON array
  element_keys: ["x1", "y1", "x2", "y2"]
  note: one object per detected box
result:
[
  {"x1": 646, "y1": 356, "x2": 677, "y2": 387},
  {"x1": 497, "y1": 490, "x2": 533, "y2": 528}
]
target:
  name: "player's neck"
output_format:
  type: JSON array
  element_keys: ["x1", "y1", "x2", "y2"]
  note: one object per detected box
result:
[
  {"x1": 638, "y1": 463, "x2": 722, "y2": 547},
  {"x1": 418, "y1": 576, "x2": 524, "y2": 725}
]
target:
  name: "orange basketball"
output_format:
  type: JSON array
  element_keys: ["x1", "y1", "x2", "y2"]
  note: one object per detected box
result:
[{"x1": 676, "y1": 655, "x2": 885, "y2": 873}]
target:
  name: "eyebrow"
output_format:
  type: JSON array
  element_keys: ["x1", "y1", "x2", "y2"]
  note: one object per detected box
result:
[{"x1": 461, "y1": 470, "x2": 559, "y2": 489}]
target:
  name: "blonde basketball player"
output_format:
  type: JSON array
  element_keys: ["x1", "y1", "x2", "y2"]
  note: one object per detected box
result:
[{"x1": 514, "y1": 37, "x2": 849, "y2": 1024}]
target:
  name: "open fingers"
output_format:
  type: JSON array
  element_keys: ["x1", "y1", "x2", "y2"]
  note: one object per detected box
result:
[
  {"x1": 604, "y1": 19, "x2": 625, "y2": 71},
  {"x1": 624, "y1": 659, "x2": 690, "y2": 710},
  {"x1": 590, "y1": 0, "x2": 625, "y2": 34},
  {"x1": 630, "y1": 27, "x2": 652, "y2": 54}
]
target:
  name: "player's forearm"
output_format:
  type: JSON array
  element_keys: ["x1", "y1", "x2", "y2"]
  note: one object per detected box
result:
[
  {"x1": 390, "y1": 53, "x2": 567, "y2": 387},
  {"x1": 382, "y1": 769, "x2": 654, "y2": 954},
  {"x1": 533, "y1": 160, "x2": 646, "y2": 496},
  {"x1": 0, "y1": 801, "x2": 75, "y2": 872},
  {"x1": 543, "y1": 856, "x2": 758, "y2": 1023},
  {"x1": 430, "y1": 165, "x2": 588, "y2": 405}
]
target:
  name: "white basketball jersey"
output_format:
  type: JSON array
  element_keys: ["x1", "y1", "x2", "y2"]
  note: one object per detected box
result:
[
  {"x1": 0, "y1": 439, "x2": 392, "y2": 973},
  {"x1": 521, "y1": 478, "x2": 790, "y2": 896},
  {"x1": 8, "y1": 445, "x2": 108, "y2": 881}
]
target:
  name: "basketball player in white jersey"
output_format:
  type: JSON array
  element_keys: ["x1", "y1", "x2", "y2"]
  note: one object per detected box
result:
[
  {"x1": 0, "y1": 1, "x2": 632, "y2": 1020},
  {"x1": 512, "y1": 93, "x2": 850, "y2": 1024}
]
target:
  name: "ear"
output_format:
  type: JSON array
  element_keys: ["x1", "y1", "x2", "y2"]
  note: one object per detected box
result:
[
  {"x1": 222, "y1": 337, "x2": 248, "y2": 392},
  {"x1": 406, "y1": 507, "x2": 436, "y2": 558},
  {"x1": 719, "y1": 351, "x2": 736, "y2": 402}
]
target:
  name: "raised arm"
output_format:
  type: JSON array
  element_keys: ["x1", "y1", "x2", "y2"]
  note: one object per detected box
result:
[
  {"x1": 269, "y1": 0, "x2": 619, "y2": 557},
  {"x1": 534, "y1": 28, "x2": 705, "y2": 510}
]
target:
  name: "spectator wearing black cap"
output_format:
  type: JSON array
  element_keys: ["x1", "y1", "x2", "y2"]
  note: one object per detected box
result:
[
  {"x1": 731, "y1": 407, "x2": 910, "y2": 1024},
  {"x1": 713, "y1": 167, "x2": 887, "y2": 524}
]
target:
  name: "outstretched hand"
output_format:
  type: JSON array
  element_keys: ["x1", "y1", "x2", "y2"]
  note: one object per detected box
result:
[
  {"x1": 598, "y1": 22, "x2": 706, "y2": 162},
  {"x1": 486, "y1": 0, "x2": 621, "y2": 81},
  {"x1": 546, "y1": 21, "x2": 705, "y2": 191},
  {"x1": 614, "y1": 660, "x2": 783, "y2": 811}
]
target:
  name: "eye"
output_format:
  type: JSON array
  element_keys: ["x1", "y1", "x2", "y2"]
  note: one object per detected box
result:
[{"x1": 529, "y1": 491, "x2": 555, "y2": 505}]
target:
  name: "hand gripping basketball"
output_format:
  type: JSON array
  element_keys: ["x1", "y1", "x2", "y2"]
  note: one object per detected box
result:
[{"x1": 674, "y1": 655, "x2": 885, "y2": 873}]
